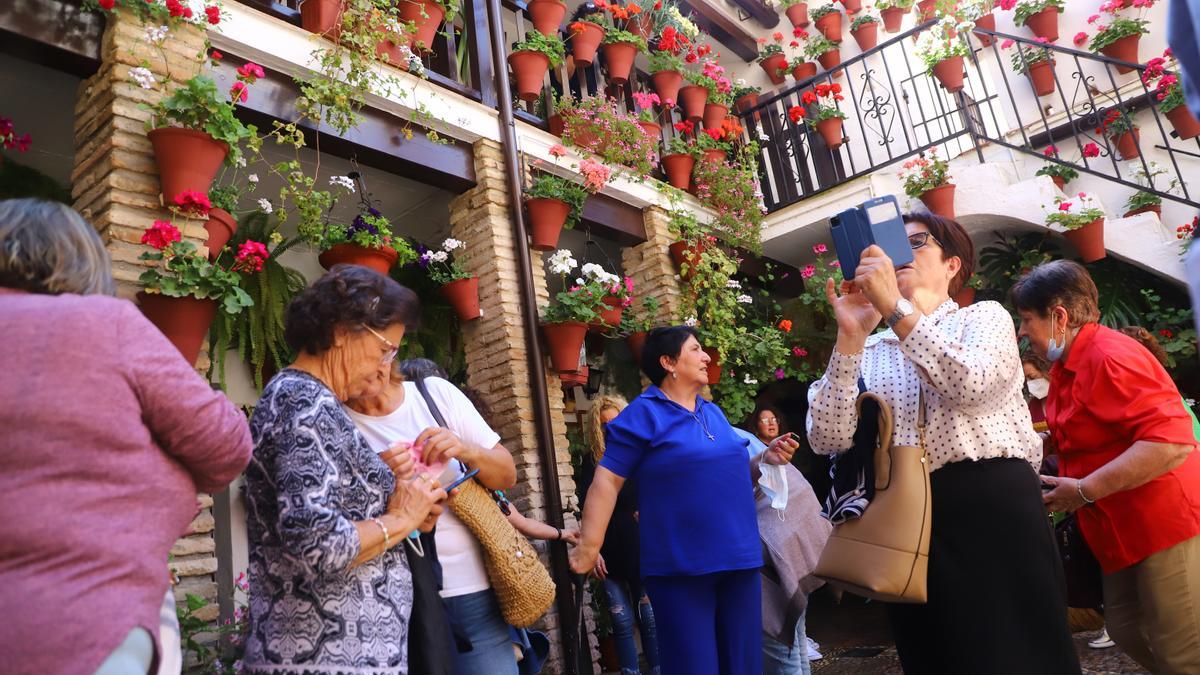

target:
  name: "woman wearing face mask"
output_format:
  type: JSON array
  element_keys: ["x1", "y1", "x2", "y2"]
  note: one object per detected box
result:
[
  {"x1": 807, "y1": 213, "x2": 1079, "y2": 674},
  {"x1": 1022, "y1": 353, "x2": 1052, "y2": 431},
  {"x1": 1013, "y1": 261, "x2": 1200, "y2": 674}
]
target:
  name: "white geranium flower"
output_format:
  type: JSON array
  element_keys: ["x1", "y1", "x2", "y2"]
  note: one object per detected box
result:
[
  {"x1": 247, "y1": 173, "x2": 259, "y2": 184},
  {"x1": 431, "y1": 250, "x2": 449, "y2": 263},
  {"x1": 547, "y1": 249, "x2": 578, "y2": 275},
  {"x1": 442, "y1": 237, "x2": 464, "y2": 252},
  {"x1": 576, "y1": 278, "x2": 586, "y2": 285},
  {"x1": 145, "y1": 25, "x2": 170, "y2": 44},
  {"x1": 758, "y1": 131, "x2": 770, "y2": 142},
  {"x1": 726, "y1": 279, "x2": 741, "y2": 289},
  {"x1": 420, "y1": 251, "x2": 433, "y2": 262},
  {"x1": 743, "y1": 375, "x2": 758, "y2": 385},
  {"x1": 256, "y1": 198, "x2": 273, "y2": 214},
  {"x1": 329, "y1": 175, "x2": 356, "y2": 192},
  {"x1": 684, "y1": 316, "x2": 698, "y2": 327},
  {"x1": 129, "y1": 67, "x2": 156, "y2": 90},
  {"x1": 737, "y1": 294, "x2": 753, "y2": 304},
  {"x1": 235, "y1": 155, "x2": 247, "y2": 168}
]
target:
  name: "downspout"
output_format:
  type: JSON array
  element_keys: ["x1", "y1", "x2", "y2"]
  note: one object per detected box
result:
[{"x1": 480, "y1": 0, "x2": 581, "y2": 671}]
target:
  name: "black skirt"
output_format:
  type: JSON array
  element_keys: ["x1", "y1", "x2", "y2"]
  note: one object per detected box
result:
[{"x1": 887, "y1": 457, "x2": 1082, "y2": 675}]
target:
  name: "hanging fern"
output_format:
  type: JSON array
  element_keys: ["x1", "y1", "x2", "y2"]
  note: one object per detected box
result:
[{"x1": 209, "y1": 211, "x2": 308, "y2": 392}]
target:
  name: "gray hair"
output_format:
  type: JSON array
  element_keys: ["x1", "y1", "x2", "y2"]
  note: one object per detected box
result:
[{"x1": 0, "y1": 199, "x2": 115, "y2": 296}]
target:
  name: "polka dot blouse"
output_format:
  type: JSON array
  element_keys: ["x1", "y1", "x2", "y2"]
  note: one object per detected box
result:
[{"x1": 805, "y1": 299, "x2": 1042, "y2": 473}]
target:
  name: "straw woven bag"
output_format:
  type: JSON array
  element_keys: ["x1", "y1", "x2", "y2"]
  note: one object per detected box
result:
[{"x1": 448, "y1": 478, "x2": 557, "y2": 627}]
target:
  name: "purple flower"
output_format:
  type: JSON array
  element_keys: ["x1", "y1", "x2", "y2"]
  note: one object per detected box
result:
[
  {"x1": 349, "y1": 207, "x2": 382, "y2": 236},
  {"x1": 775, "y1": 368, "x2": 786, "y2": 380},
  {"x1": 413, "y1": 243, "x2": 431, "y2": 269}
]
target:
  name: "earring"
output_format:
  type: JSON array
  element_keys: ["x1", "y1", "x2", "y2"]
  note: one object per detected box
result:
[{"x1": 671, "y1": 371, "x2": 678, "y2": 379}]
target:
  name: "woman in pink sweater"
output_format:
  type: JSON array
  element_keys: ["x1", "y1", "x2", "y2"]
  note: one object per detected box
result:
[{"x1": 0, "y1": 199, "x2": 253, "y2": 674}]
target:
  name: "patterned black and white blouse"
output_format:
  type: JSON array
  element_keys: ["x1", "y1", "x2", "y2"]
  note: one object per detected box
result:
[{"x1": 242, "y1": 369, "x2": 413, "y2": 674}]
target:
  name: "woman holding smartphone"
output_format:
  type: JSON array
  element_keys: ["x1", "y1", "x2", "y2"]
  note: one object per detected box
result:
[{"x1": 570, "y1": 326, "x2": 799, "y2": 675}]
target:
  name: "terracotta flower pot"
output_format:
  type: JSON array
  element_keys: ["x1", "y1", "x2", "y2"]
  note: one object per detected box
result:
[
  {"x1": 602, "y1": 41, "x2": 638, "y2": 85},
  {"x1": 918, "y1": 183, "x2": 956, "y2": 218},
  {"x1": 1063, "y1": 218, "x2": 1106, "y2": 263},
  {"x1": 1100, "y1": 34, "x2": 1140, "y2": 74},
  {"x1": 560, "y1": 366, "x2": 588, "y2": 387},
  {"x1": 527, "y1": 0, "x2": 566, "y2": 35},
  {"x1": 569, "y1": 20, "x2": 605, "y2": 65},
  {"x1": 669, "y1": 239, "x2": 707, "y2": 279},
  {"x1": 816, "y1": 118, "x2": 844, "y2": 149},
  {"x1": 841, "y1": 0, "x2": 863, "y2": 14},
  {"x1": 1024, "y1": 7, "x2": 1059, "y2": 43},
  {"x1": 818, "y1": 48, "x2": 843, "y2": 78},
  {"x1": 1051, "y1": 175, "x2": 1065, "y2": 191},
  {"x1": 137, "y1": 292, "x2": 218, "y2": 365},
  {"x1": 638, "y1": 120, "x2": 662, "y2": 140},
  {"x1": 702, "y1": 149, "x2": 727, "y2": 164},
  {"x1": 626, "y1": 331, "x2": 648, "y2": 361},
  {"x1": 203, "y1": 208, "x2": 237, "y2": 261},
  {"x1": 679, "y1": 85, "x2": 709, "y2": 122},
  {"x1": 703, "y1": 103, "x2": 729, "y2": 130},
  {"x1": 441, "y1": 276, "x2": 481, "y2": 321},
  {"x1": 626, "y1": 14, "x2": 652, "y2": 38},
  {"x1": 881, "y1": 7, "x2": 906, "y2": 33},
  {"x1": 318, "y1": 243, "x2": 399, "y2": 275},
  {"x1": 508, "y1": 51, "x2": 550, "y2": 102},
  {"x1": 525, "y1": 197, "x2": 571, "y2": 251},
  {"x1": 703, "y1": 346, "x2": 722, "y2": 384},
  {"x1": 661, "y1": 153, "x2": 695, "y2": 190},
  {"x1": 300, "y1": 0, "x2": 345, "y2": 39},
  {"x1": 376, "y1": 36, "x2": 412, "y2": 70},
  {"x1": 931, "y1": 55, "x2": 965, "y2": 93},
  {"x1": 815, "y1": 12, "x2": 843, "y2": 41},
  {"x1": 542, "y1": 321, "x2": 589, "y2": 372},
  {"x1": 548, "y1": 113, "x2": 564, "y2": 137},
  {"x1": 1113, "y1": 129, "x2": 1140, "y2": 160},
  {"x1": 149, "y1": 127, "x2": 229, "y2": 204},
  {"x1": 591, "y1": 294, "x2": 624, "y2": 330},
  {"x1": 786, "y1": 2, "x2": 810, "y2": 27},
  {"x1": 851, "y1": 22, "x2": 878, "y2": 51},
  {"x1": 398, "y1": 0, "x2": 445, "y2": 52},
  {"x1": 953, "y1": 286, "x2": 976, "y2": 307},
  {"x1": 760, "y1": 54, "x2": 789, "y2": 85},
  {"x1": 735, "y1": 93, "x2": 760, "y2": 114},
  {"x1": 792, "y1": 61, "x2": 818, "y2": 81},
  {"x1": 916, "y1": 0, "x2": 936, "y2": 22},
  {"x1": 652, "y1": 70, "x2": 684, "y2": 107},
  {"x1": 972, "y1": 12, "x2": 996, "y2": 46},
  {"x1": 1123, "y1": 204, "x2": 1162, "y2": 218},
  {"x1": 1166, "y1": 105, "x2": 1200, "y2": 140},
  {"x1": 1027, "y1": 60, "x2": 1055, "y2": 96}
]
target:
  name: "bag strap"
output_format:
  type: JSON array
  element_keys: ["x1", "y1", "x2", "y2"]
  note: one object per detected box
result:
[
  {"x1": 414, "y1": 377, "x2": 449, "y2": 429},
  {"x1": 856, "y1": 387, "x2": 924, "y2": 492}
]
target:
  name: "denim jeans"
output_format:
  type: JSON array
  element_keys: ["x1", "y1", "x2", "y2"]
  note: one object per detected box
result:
[
  {"x1": 602, "y1": 578, "x2": 661, "y2": 675},
  {"x1": 762, "y1": 607, "x2": 811, "y2": 675},
  {"x1": 442, "y1": 589, "x2": 519, "y2": 675}
]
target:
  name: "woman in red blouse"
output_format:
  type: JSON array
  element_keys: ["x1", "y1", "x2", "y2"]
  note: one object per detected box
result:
[{"x1": 1013, "y1": 260, "x2": 1200, "y2": 674}]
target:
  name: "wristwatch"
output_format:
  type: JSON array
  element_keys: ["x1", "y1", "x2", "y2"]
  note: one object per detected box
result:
[{"x1": 886, "y1": 298, "x2": 915, "y2": 329}]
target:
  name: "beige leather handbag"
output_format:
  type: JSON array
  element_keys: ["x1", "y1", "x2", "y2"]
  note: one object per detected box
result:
[{"x1": 813, "y1": 391, "x2": 932, "y2": 603}]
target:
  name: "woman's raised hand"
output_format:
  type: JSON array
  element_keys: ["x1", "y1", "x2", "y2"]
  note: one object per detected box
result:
[
  {"x1": 826, "y1": 277, "x2": 882, "y2": 353},
  {"x1": 386, "y1": 474, "x2": 446, "y2": 533}
]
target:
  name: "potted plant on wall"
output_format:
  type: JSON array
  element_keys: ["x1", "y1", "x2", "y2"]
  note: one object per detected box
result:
[
  {"x1": 421, "y1": 237, "x2": 481, "y2": 321},
  {"x1": 138, "y1": 219, "x2": 255, "y2": 364},
  {"x1": 1088, "y1": 16, "x2": 1148, "y2": 73},
  {"x1": 790, "y1": 47, "x2": 818, "y2": 81},
  {"x1": 1012, "y1": 0, "x2": 1063, "y2": 43},
  {"x1": 509, "y1": 30, "x2": 565, "y2": 101},
  {"x1": 601, "y1": 25, "x2": 647, "y2": 85},
  {"x1": 962, "y1": 0, "x2": 996, "y2": 45},
  {"x1": 528, "y1": 0, "x2": 567, "y2": 35},
  {"x1": 900, "y1": 149, "x2": 955, "y2": 217},
  {"x1": 559, "y1": 98, "x2": 659, "y2": 174},
  {"x1": 145, "y1": 71, "x2": 258, "y2": 204},
  {"x1": 297, "y1": 176, "x2": 417, "y2": 275},
  {"x1": 811, "y1": 4, "x2": 843, "y2": 41},
  {"x1": 649, "y1": 28, "x2": 687, "y2": 107},
  {"x1": 619, "y1": 295, "x2": 661, "y2": 360},
  {"x1": 1144, "y1": 56, "x2": 1200, "y2": 139},
  {"x1": 568, "y1": 13, "x2": 607, "y2": 65},
  {"x1": 542, "y1": 249, "x2": 606, "y2": 372},
  {"x1": 1123, "y1": 161, "x2": 1176, "y2": 218},
  {"x1": 876, "y1": 0, "x2": 914, "y2": 33},
  {"x1": 694, "y1": 126, "x2": 733, "y2": 164},
  {"x1": 1045, "y1": 192, "x2": 1106, "y2": 262},
  {"x1": 849, "y1": 14, "x2": 880, "y2": 51},
  {"x1": 782, "y1": 0, "x2": 811, "y2": 27},
  {"x1": 662, "y1": 125, "x2": 698, "y2": 190},
  {"x1": 579, "y1": 263, "x2": 630, "y2": 331},
  {"x1": 802, "y1": 84, "x2": 848, "y2": 148},
  {"x1": 915, "y1": 18, "x2": 970, "y2": 93},
  {"x1": 667, "y1": 209, "x2": 716, "y2": 280},
  {"x1": 525, "y1": 159, "x2": 590, "y2": 251},
  {"x1": 679, "y1": 71, "x2": 712, "y2": 123},
  {"x1": 398, "y1": 0, "x2": 457, "y2": 52},
  {"x1": 632, "y1": 91, "x2": 664, "y2": 138},
  {"x1": 1035, "y1": 159, "x2": 1078, "y2": 191},
  {"x1": 1011, "y1": 41, "x2": 1056, "y2": 96},
  {"x1": 1098, "y1": 108, "x2": 1140, "y2": 160},
  {"x1": 756, "y1": 32, "x2": 789, "y2": 84},
  {"x1": 1124, "y1": 190, "x2": 1162, "y2": 218},
  {"x1": 733, "y1": 80, "x2": 762, "y2": 114},
  {"x1": 806, "y1": 35, "x2": 843, "y2": 77}
]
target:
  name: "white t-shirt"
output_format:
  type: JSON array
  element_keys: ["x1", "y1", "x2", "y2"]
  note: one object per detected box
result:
[{"x1": 345, "y1": 377, "x2": 502, "y2": 598}]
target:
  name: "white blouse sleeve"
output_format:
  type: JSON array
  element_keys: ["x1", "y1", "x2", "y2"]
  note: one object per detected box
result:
[
  {"x1": 898, "y1": 301, "x2": 1021, "y2": 417},
  {"x1": 806, "y1": 348, "x2": 863, "y2": 454}
]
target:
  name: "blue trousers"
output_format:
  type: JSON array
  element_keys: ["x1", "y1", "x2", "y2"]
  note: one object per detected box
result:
[
  {"x1": 762, "y1": 607, "x2": 811, "y2": 675},
  {"x1": 442, "y1": 589, "x2": 519, "y2": 675},
  {"x1": 644, "y1": 568, "x2": 763, "y2": 675},
  {"x1": 602, "y1": 577, "x2": 661, "y2": 675}
]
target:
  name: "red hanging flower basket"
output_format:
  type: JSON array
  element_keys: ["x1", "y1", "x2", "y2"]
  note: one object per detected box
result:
[
  {"x1": 203, "y1": 208, "x2": 238, "y2": 262},
  {"x1": 1166, "y1": 105, "x2": 1200, "y2": 140},
  {"x1": 881, "y1": 7, "x2": 906, "y2": 33},
  {"x1": 1024, "y1": 7, "x2": 1059, "y2": 43},
  {"x1": 525, "y1": 197, "x2": 571, "y2": 251},
  {"x1": 318, "y1": 243, "x2": 399, "y2": 275},
  {"x1": 703, "y1": 103, "x2": 729, "y2": 130},
  {"x1": 149, "y1": 127, "x2": 228, "y2": 204},
  {"x1": 652, "y1": 70, "x2": 684, "y2": 107},
  {"x1": 442, "y1": 277, "x2": 481, "y2": 321},
  {"x1": 1051, "y1": 175, "x2": 1065, "y2": 191},
  {"x1": 590, "y1": 294, "x2": 624, "y2": 330},
  {"x1": 137, "y1": 293, "x2": 218, "y2": 365},
  {"x1": 398, "y1": 0, "x2": 446, "y2": 52},
  {"x1": 816, "y1": 118, "x2": 845, "y2": 149},
  {"x1": 527, "y1": 0, "x2": 567, "y2": 35},
  {"x1": 679, "y1": 85, "x2": 709, "y2": 122},
  {"x1": 786, "y1": 2, "x2": 810, "y2": 27},
  {"x1": 702, "y1": 149, "x2": 727, "y2": 164},
  {"x1": 1099, "y1": 34, "x2": 1140, "y2": 74},
  {"x1": 918, "y1": 183, "x2": 956, "y2": 218},
  {"x1": 735, "y1": 92, "x2": 760, "y2": 114},
  {"x1": 851, "y1": 22, "x2": 878, "y2": 51},
  {"x1": 661, "y1": 153, "x2": 695, "y2": 190},
  {"x1": 1063, "y1": 218, "x2": 1106, "y2": 263},
  {"x1": 760, "y1": 53, "x2": 789, "y2": 85},
  {"x1": 569, "y1": 20, "x2": 605, "y2": 65},
  {"x1": 931, "y1": 56, "x2": 965, "y2": 93},
  {"x1": 638, "y1": 120, "x2": 662, "y2": 140},
  {"x1": 542, "y1": 321, "x2": 589, "y2": 372},
  {"x1": 508, "y1": 50, "x2": 550, "y2": 102},
  {"x1": 603, "y1": 41, "x2": 639, "y2": 85}
]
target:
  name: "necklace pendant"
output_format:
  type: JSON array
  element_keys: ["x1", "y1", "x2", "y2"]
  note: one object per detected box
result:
[{"x1": 706, "y1": 432, "x2": 715, "y2": 441}]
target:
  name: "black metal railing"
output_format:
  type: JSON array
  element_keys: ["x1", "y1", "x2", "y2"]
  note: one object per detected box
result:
[{"x1": 742, "y1": 18, "x2": 1199, "y2": 212}]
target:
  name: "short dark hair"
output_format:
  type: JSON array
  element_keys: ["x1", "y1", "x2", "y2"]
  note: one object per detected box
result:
[
  {"x1": 285, "y1": 265, "x2": 420, "y2": 355},
  {"x1": 641, "y1": 325, "x2": 700, "y2": 385},
  {"x1": 399, "y1": 357, "x2": 450, "y2": 382},
  {"x1": 1119, "y1": 326, "x2": 1169, "y2": 369},
  {"x1": 1020, "y1": 351, "x2": 1052, "y2": 376},
  {"x1": 1010, "y1": 260, "x2": 1100, "y2": 328},
  {"x1": 902, "y1": 212, "x2": 975, "y2": 295},
  {"x1": 748, "y1": 404, "x2": 787, "y2": 435}
]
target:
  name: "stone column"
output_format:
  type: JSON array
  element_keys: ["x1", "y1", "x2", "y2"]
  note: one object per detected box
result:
[
  {"x1": 448, "y1": 139, "x2": 597, "y2": 674},
  {"x1": 622, "y1": 205, "x2": 683, "y2": 323},
  {"x1": 71, "y1": 14, "x2": 220, "y2": 627}
]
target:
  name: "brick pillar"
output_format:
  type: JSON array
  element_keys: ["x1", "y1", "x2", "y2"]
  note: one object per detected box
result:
[
  {"x1": 448, "y1": 139, "x2": 597, "y2": 674},
  {"x1": 71, "y1": 14, "x2": 220, "y2": 626},
  {"x1": 622, "y1": 205, "x2": 683, "y2": 322}
]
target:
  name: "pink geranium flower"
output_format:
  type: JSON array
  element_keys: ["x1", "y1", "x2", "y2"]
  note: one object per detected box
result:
[
  {"x1": 813, "y1": 243, "x2": 828, "y2": 254},
  {"x1": 1073, "y1": 32, "x2": 1088, "y2": 47},
  {"x1": 548, "y1": 144, "x2": 567, "y2": 158},
  {"x1": 141, "y1": 220, "x2": 182, "y2": 250},
  {"x1": 1082, "y1": 142, "x2": 1100, "y2": 158}
]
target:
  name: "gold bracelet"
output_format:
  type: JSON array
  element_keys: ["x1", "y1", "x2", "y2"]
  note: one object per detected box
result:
[
  {"x1": 1076, "y1": 480, "x2": 1096, "y2": 506},
  {"x1": 372, "y1": 517, "x2": 391, "y2": 549}
]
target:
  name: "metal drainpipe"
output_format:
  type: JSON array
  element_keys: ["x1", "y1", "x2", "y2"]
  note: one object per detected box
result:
[{"x1": 481, "y1": 0, "x2": 581, "y2": 671}]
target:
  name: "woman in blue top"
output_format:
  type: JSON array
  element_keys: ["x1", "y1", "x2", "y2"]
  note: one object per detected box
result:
[{"x1": 570, "y1": 326, "x2": 799, "y2": 675}]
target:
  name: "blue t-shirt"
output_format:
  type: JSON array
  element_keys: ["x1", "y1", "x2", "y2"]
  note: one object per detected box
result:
[{"x1": 600, "y1": 385, "x2": 763, "y2": 577}]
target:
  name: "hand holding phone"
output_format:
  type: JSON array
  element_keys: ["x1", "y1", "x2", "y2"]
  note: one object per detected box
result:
[
  {"x1": 443, "y1": 467, "x2": 480, "y2": 494},
  {"x1": 830, "y1": 195, "x2": 913, "y2": 281}
]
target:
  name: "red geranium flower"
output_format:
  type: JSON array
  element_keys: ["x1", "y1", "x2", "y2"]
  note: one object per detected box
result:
[
  {"x1": 1082, "y1": 142, "x2": 1100, "y2": 158},
  {"x1": 704, "y1": 127, "x2": 723, "y2": 141},
  {"x1": 173, "y1": 189, "x2": 212, "y2": 217},
  {"x1": 230, "y1": 81, "x2": 249, "y2": 103},
  {"x1": 788, "y1": 105, "x2": 806, "y2": 123},
  {"x1": 205, "y1": 6, "x2": 221, "y2": 24},
  {"x1": 141, "y1": 220, "x2": 182, "y2": 250},
  {"x1": 234, "y1": 240, "x2": 270, "y2": 273},
  {"x1": 1073, "y1": 32, "x2": 1088, "y2": 46},
  {"x1": 1159, "y1": 329, "x2": 1174, "y2": 339},
  {"x1": 98, "y1": 0, "x2": 115, "y2": 9},
  {"x1": 778, "y1": 319, "x2": 793, "y2": 332},
  {"x1": 801, "y1": 90, "x2": 818, "y2": 104}
]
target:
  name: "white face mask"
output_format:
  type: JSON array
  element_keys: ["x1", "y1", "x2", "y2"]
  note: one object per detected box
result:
[{"x1": 1026, "y1": 378, "x2": 1050, "y2": 400}]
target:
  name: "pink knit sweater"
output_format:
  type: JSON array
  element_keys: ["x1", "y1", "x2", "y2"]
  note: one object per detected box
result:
[{"x1": 0, "y1": 290, "x2": 252, "y2": 674}]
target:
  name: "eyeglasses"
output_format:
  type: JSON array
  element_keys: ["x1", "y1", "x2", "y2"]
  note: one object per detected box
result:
[
  {"x1": 362, "y1": 324, "x2": 399, "y2": 365},
  {"x1": 908, "y1": 232, "x2": 943, "y2": 250},
  {"x1": 760, "y1": 417, "x2": 778, "y2": 424}
]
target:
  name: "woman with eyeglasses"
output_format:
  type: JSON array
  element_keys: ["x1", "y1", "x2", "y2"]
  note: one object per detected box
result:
[
  {"x1": 806, "y1": 213, "x2": 1080, "y2": 674},
  {"x1": 242, "y1": 265, "x2": 447, "y2": 673}
]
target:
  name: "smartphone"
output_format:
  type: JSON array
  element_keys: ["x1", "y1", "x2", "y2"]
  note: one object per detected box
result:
[
  {"x1": 830, "y1": 195, "x2": 914, "y2": 279},
  {"x1": 444, "y1": 468, "x2": 480, "y2": 493},
  {"x1": 1040, "y1": 482, "x2": 1055, "y2": 492}
]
